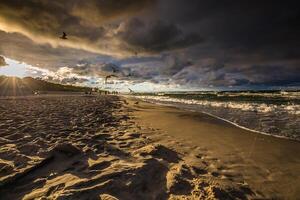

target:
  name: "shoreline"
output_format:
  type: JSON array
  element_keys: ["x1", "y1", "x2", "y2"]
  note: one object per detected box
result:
[
  {"x1": 130, "y1": 97, "x2": 300, "y2": 199},
  {"x1": 0, "y1": 94, "x2": 299, "y2": 199},
  {"x1": 131, "y1": 97, "x2": 300, "y2": 142}
]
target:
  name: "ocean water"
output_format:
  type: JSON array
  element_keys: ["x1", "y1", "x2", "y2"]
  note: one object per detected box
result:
[{"x1": 134, "y1": 91, "x2": 300, "y2": 141}]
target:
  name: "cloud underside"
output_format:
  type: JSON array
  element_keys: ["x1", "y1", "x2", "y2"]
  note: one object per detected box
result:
[
  {"x1": 0, "y1": 0, "x2": 299, "y2": 88},
  {"x1": 0, "y1": 0, "x2": 200, "y2": 56}
]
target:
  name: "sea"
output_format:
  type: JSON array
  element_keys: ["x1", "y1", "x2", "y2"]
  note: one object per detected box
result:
[{"x1": 133, "y1": 90, "x2": 300, "y2": 141}]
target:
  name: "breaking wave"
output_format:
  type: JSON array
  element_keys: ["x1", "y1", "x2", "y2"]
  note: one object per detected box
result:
[{"x1": 135, "y1": 91, "x2": 300, "y2": 141}]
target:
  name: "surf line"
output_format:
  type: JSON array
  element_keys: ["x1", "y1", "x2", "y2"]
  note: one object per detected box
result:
[{"x1": 136, "y1": 96, "x2": 298, "y2": 142}]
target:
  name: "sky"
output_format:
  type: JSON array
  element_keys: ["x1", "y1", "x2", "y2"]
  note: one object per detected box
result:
[{"x1": 0, "y1": 0, "x2": 299, "y2": 92}]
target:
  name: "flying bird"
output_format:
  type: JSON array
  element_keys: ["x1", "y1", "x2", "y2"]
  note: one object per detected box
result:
[
  {"x1": 128, "y1": 88, "x2": 134, "y2": 93},
  {"x1": 60, "y1": 32, "x2": 67, "y2": 39},
  {"x1": 111, "y1": 66, "x2": 118, "y2": 73},
  {"x1": 126, "y1": 72, "x2": 132, "y2": 77},
  {"x1": 105, "y1": 74, "x2": 118, "y2": 84}
]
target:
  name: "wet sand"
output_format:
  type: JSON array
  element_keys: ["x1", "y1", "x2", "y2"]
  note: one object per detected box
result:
[
  {"x1": 132, "y1": 99, "x2": 300, "y2": 199},
  {"x1": 0, "y1": 94, "x2": 298, "y2": 199}
]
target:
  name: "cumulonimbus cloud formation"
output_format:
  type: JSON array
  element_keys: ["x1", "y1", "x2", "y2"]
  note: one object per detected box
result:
[{"x1": 0, "y1": 0, "x2": 299, "y2": 89}]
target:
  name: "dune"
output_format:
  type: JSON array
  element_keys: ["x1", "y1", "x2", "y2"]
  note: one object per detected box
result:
[{"x1": 0, "y1": 94, "x2": 276, "y2": 199}]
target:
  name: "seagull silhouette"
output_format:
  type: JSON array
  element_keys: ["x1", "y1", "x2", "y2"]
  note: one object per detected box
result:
[
  {"x1": 111, "y1": 66, "x2": 117, "y2": 73},
  {"x1": 128, "y1": 88, "x2": 134, "y2": 93},
  {"x1": 127, "y1": 72, "x2": 132, "y2": 77},
  {"x1": 60, "y1": 32, "x2": 67, "y2": 39},
  {"x1": 105, "y1": 74, "x2": 118, "y2": 84}
]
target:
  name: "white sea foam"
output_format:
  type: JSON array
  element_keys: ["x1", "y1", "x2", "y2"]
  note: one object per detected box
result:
[
  {"x1": 134, "y1": 94, "x2": 300, "y2": 141},
  {"x1": 137, "y1": 95, "x2": 300, "y2": 115}
]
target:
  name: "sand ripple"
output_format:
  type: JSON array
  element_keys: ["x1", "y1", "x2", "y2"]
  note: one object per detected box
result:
[{"x1": 0, "y1": 95, "x2": 259, "y2": 199}]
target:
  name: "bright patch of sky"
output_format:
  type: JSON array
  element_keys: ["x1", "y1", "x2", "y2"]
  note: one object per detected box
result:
[
  {"x1": 2, "y1": 56, "x2": 282, "y2": 92},
  {"x1": 0, "y1": 57, "x2": 176, "y2": 92},
  {"x1": 0, "y1": 57, "x2": 28, "y2": 77}
]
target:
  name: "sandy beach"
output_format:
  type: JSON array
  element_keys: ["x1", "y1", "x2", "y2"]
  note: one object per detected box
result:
[
  {"x1": 132, "y1": 99, "x2": 300, "y2": 199},
  {"x1": 0, "y1": 94, "x2": 299, "y2": 199},
  {"x1": 1, "y1": 0, "x2": 299, "y2": 199}
]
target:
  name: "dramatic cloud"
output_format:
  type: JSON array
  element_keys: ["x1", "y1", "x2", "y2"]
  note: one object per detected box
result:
[
  {"x1": 71, "y1": 0, "x2": 155, "y2": 26},
  {"x1": 116, "y1": 18, "x2": 203, "y2": 53},
  {"x1": 0, "y1": 31, "x2": 102, "y2": 70},
  {"x1": 0, "y1": 0, "x2": 299, "y2": 89}
]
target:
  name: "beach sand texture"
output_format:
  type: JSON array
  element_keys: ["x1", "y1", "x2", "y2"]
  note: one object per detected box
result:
[
  {"x1": 133, "y1": 100, "x2": 300, "y2": 200},
  {"x1": 0, "y1": 95, "x2": 298, "y2": 199}
]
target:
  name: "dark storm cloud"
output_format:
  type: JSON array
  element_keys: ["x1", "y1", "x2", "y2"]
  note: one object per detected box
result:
[
  {"x1": 161, "y1": 55, "x2": 193, "y2": 76},
  {"x1": 156, "y1": 0, "x2": 300, "y2": 67},
  {"x1": 72, "y1": 62, "x2": 122, "y2": 77},
  {"x1": 0, "y1": 56, "x2": 7, "y2": 67},
  {"x1": 0, "y1": 1, "x2": 75, "y2": 39},
  {"x1": 0, "y1": 0, "x2": 158, "y2": 56},
  {"x1": 0, "y1": 0, "x2": 299, "y2": 88},
  {"x1": 230, "y1": 64, "x2": 300, "y2": 86},
  {"x1": 169, "y1": 62, "x2": 300, "y2": 87},
  {"x1": 156, "y1": 0, "x2": 300, "y2": 87},
  {"x1": 0, "y1": 31, "x2": 101, "y2": 70},
  {"x1": 72, "y1": 0, "x2": 155, "y2": 26},
  {"x1": 0, "y1": 0, "x2": 153, "y2": 35},
  {"x1": 116, "y1": 18, "x2": 203, "y2": 52}
]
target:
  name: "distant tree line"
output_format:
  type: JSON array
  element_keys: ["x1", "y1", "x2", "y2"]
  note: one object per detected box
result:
[{"x1": 0, "y1": 76, "x2": 101, "y2": 96}]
